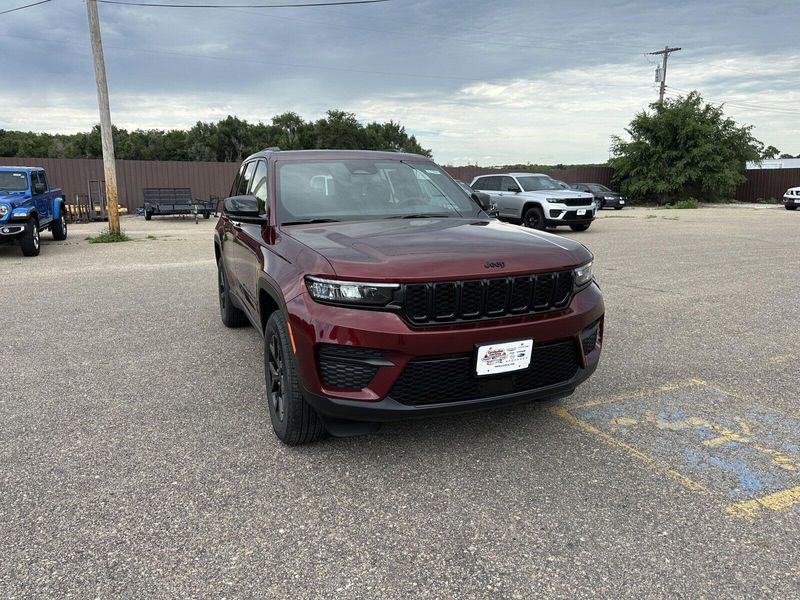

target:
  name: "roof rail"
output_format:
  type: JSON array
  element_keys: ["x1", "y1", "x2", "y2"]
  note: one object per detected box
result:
[{"x1": 263, "y1": 146, "x2": 281, "y2": 152}]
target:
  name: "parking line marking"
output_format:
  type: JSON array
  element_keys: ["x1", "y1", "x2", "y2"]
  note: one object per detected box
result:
[
  {"x1": 550, "y1": 406, "x2": 709, "y2": 494},
  {"x1": 725, "y1": 486, "x2": 800, "y2": 518},
  {"x1": 568, "y1": 378, "x2": 707, "y2": 411}
]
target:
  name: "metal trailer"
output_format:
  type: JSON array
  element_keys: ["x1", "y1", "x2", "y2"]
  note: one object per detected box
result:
[{"x1": 142, "y1": 188, "x2": 217, "y2": 221}]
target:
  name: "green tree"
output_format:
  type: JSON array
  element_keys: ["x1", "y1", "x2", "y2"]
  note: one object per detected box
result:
[{"x1": 609, "y1": 92, "x2": 762, "y2": 203}]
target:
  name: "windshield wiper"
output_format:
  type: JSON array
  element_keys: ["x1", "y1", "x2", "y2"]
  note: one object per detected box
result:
[
  {"x1": 385, "y1": 213, "x2": 450, "y2": 219},
  {"x1": 281, "y1": 218, "x2": 341, "y2": 225}
]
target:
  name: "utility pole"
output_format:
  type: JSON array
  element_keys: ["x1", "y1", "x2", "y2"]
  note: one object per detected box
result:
[
  {"x1": 649, "y1": 45, "x2": 681, "y2": 104},
  {"x1": 86, "y1": 0, "x2": 121, "y2": 235}
]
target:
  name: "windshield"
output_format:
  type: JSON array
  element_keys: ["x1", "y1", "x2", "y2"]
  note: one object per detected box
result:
[
  {"x1": 588, "y1": 184, "x2": 612, "y2": 193},
  {"x1": 516, "y1": 176, "x2": 562, "y2": 192},
  {"x1": 276, "y1": 159, "x2": 480, "y2": 223},
  {"x1": 0, "y1": 171, "x2": 29, "y2": 192}
]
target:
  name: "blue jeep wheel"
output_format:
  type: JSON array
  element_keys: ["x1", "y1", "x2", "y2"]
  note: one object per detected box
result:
[{"x1": 20, "y1": 218, "x2": 40, "y2": 257}]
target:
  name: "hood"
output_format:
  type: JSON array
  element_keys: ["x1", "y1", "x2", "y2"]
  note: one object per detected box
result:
[
  {"x1": 522, "y1": 189, "x2": 594, "y2": 201},
  {"x1": 0, "y1": 190, "x2": 29, "y2": 206},
  {"x1": 286, "y1": 218, "x2": 592, "y2": 281}
]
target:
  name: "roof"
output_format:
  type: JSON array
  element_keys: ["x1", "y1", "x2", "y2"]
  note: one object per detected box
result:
[
  {"x1": 0, "y1": 166, "x2": 42, "y2": 173},
  {"x1": 243, "y1": 149, "x2": 431, "y2": 163},
  {"x1": 473, "y1": 172, "x2": 548, "y2": 178}
]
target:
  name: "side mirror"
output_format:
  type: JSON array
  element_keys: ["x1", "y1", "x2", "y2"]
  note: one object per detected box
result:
[
  {"x1": 471, "y1": 191, "x2": 492, "y2": 211},
  {"x1": 223, "y1": 195, "x2": 269, "y2": 223},
  {"x1": 33, "y1": 182, "x2": 46, "y2": 195}
]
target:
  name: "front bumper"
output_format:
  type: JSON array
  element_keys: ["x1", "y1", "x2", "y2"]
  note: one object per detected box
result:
[
  {"x1": 601, "y1": 197, "x2": 626, "y2": 208},
  {"x1": 783, "y1": 195, "x2": 800, "y2": 205},
  {"x1": 0, "y1": 221, "x2": 26, "y2": 240},
  {"x1": 288, "y1": 282, "x2": 604, "y2": 421},
  {"x1": 546, "y1": 206, "x2": 596, "y2": 224}
]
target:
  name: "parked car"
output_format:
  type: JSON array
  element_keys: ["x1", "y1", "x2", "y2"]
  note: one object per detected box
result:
[
  {"x1": 573, "y1": 183, "x2": 627, "y2": 210},
  {"x1": 553, "y1": 179, "x2": 575, "y2": 190},
  {"x1": 455, "y1": 180, "x2": 498, "y2": 217},
  {"x1": 471, "y1": 172, "x2": 596, "y2": 231},
  {"x1": 0, "y1": 166, "x2": 67, "y2": 256},
  {"x1": 215, "y1": 150, "x2": 604, "y2": 445},
  {"x1": 783, "y1": 186, "x2": 800, "y2": 210}
]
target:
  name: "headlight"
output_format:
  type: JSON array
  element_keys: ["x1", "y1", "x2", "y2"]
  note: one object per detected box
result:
[
  {"x1": 573, "y1": 261, "x2": 594, "y2": 287},
  {"x1": 0, "y1": 204, "x2": 8, "y2": 217},
  {"x1": 306, "y1": 276, "x2": 398, "y2": 306}
]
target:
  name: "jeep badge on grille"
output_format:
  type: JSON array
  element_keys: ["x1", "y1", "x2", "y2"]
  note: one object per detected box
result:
[{"x1": 484, "y1": 261, "x2": 505, "y2": 269}]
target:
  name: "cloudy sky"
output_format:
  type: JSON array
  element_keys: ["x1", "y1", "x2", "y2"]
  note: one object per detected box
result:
[{"x1": 2, "y1": 0, "x2": 799, "y2": 165}]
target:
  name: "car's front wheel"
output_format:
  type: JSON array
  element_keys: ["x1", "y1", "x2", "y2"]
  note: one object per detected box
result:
[
  {"x1": 570, "y1": 223, "x2": 591, "y2": 231},
  {"x1": 52, "y1": 211, "x2": 68, "y2": 240},
  {"x1": 20, "y1": 218, "x2": 40, "y2": 257},
  {"x1": 522, "y1": 206, "x2": 545, "y2": 230},
  {"x1": 264, "y1": 312, "x2": 325, "y2": 446},
  {"x1": 786, "y1": 205, "x2": 797, "y2": 211}
]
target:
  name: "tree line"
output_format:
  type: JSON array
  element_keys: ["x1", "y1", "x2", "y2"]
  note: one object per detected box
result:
[{"x1": 0, "y1": 110, "x2": 431, "y2": 162}]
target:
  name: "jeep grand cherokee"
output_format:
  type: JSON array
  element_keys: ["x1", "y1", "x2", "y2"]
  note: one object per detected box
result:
[{"x1": 215, "y1": 150, "x2": 604, "y2": 445}]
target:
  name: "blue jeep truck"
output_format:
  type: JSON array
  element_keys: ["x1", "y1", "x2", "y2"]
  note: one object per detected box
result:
[{"x1": 0, "y1": 166, "x2": 68, "y2": 257}]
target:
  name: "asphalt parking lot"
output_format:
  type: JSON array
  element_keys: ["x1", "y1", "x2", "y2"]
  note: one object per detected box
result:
[{"x1": 2, "y1": 205, "x2": 798, "y2": 598}]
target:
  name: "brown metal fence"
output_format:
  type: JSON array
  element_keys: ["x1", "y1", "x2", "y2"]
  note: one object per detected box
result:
[
  {"x1": 3, "y1": 157, "x2": 797, "y2": 207},
  {"x1": 2, "y1": 157, "x2": 239, "y2": 212},
  {"x1": 735, "y1": 168, "x2": 800, "y2": 202}
]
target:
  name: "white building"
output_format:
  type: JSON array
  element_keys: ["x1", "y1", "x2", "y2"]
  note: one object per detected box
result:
[{"x1": 746, "y1": 158, "x2": 800, "y2": 170}]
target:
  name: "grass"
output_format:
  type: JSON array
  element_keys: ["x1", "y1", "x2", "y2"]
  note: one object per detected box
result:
[
  {"x1": 664, "y1": 197, "x2": 700, "y2": 209},
  {"x1": 146, "y1": 234, "x2": 157, "y2": 240},
  {"x1": 86, "y1": 230, "x2": 131, "y2": 244},
  {"x1": 645, "y1": 214, "x2": 658, "y2": 219}
]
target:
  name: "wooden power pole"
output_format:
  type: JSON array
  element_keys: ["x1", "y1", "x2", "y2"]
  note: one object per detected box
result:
[
  {"x1": 86, "y1": 0, "x2": 121, "y2": 234},
  {"x1": 649, "y1": 45, "x2": 682, "y2": 104}
]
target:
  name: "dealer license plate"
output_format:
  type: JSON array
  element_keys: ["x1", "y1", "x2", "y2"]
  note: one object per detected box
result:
[
  {"x1": 476, "y1": 339, "x2": 533, "y2": 376},
  {"x1": 619, "y1": 200, "x2": 625, "y2": 204},
  {"x1": 577, "y1": 209, "x2": 587, "y2": 215},
  {"x1": 795, "y1": 198, "x2": 800, "y2": 204}
]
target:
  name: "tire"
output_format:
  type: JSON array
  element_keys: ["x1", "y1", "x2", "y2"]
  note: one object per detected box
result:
[
  {"x1": 614, "y1": 206, "x2": 623, "y2": 210},
  {"x1": 264, "y1": 311, "x2": 324, "y2": 446},
  {"x1": 570, "y1": 223, "x2": 591, "y2": 232},
  {"x1": 203, "y1": 211, "x2": 210, "y2": 219},
  {"x1": 217, "y1": 260, "x2": 248, "y2": 328},
  {"x1": 144, "y1": 211, "x2": 152, "y2": 221},
  {"x1": 20, "y1": 218, "x2": 41, "y2": 257},
  {"x1": 786, "y1": 205, "x2": 797, "y2": 211},
  {"x1": 522, "y1": 206, "x2": 545, "y2": 230},
  {"x1": 52, "y1": 210, "x2": 68, "y2": 240}
]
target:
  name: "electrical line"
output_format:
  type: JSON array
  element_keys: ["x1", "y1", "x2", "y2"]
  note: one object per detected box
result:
[
  {"x1": 0, "y1": 0, "x2": 51, "y2": 15},
  {"x1": 663, "y1": 87, "x2": 800, "y2": 116},
  {"x1": 96, "y1": 0, "x2": 389, "y2": 7}
]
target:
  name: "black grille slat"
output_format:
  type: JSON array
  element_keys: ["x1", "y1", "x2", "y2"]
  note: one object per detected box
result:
[
  {"x1": 486, "y1": 278, "x2": 510, "y2": 315},
  {"x1": 510, "y1": 276, "x2": 533, "y2": 312},
  {"x1": 402, "y1": 271, "x2": 574, "y2": 325},
  {"x1": 562, "y1": 198, "x2": 593, "y2": 207},
  {"x1": 405, "y1": 284, "x2": 430, "y2": 322},
  {"x1": 433, "y1": 282, "x2": 458, "y2": 320},
  {"x1": 390, "y1": 340, "x2": 581, "y2": 405},
  {"x1": 532, "y1": 273, "x2": 555, "y2": 309},
  {"x1": 460, "y1": 281, "x2": 483, "y2": 318}
]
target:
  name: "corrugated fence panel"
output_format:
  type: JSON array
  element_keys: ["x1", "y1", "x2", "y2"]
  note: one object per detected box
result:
[
  {"x1": 4, "y1": 158, "x2": 798, "y2": 206},
  {"x1": 736, "y1": 168, "x2": 800, "y2": 202},
  {"x1": 2, "y1": 157, "x2": 240, "y2": 211}
]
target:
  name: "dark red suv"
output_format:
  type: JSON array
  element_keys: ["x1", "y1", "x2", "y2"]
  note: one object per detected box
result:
[{"x1": 215, "y1": 149, "x2": 604, "y2": 445}]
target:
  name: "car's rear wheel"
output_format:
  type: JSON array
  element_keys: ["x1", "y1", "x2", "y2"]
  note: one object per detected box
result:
[
  {"x1": 522, "y1": 206, "x2": 545, "y2": 230},
  {"x1": 570, "y1": 223, "x2": 591, "y2": 231},
  {"x1": 144, "y1": 211, "x2": 153, "y2": 221},
  {"x1": 52, "y1": 211, "x2": 68, "y2": 240},
  {"x1": 217, "y1": 260, "x2": 248, "y2": 328},
  {"x1": 20, "y1": 218, "x2": 40, "y2": 257},
  {"x1": 264, "y1": 312, "x2": 324, "y2": 446}
]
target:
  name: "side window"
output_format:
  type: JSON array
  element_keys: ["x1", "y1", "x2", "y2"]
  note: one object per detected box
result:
[
  {"x1": 475, "y1": 176, "x2": 499, "y2": 191},
  {"x1": 238, "y1": 161, "x2": 256, "y2": 196},
  {"x1": 249, "y1": 160, "x2": 268, "y2": 212},
  {"x1": 501, "y1": 177, "x2": 518, "y2": 192},
  {"x1": 30, "y1": 171, "x2": 41, "y2": 190},
  {"x1": 230, "y1": 162, "x2": 247, "y2": 197},
  {"x1": 39, "y1": 171, "x2": 48, "y2": 190}
]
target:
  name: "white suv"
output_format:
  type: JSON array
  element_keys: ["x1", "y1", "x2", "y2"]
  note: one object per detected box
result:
[
  {"x1": 783, "y1": 186, "x2": 800, "y2": 210},
  {"x1": 471, "y1": 172, "x2": 596, "y2": 231}
]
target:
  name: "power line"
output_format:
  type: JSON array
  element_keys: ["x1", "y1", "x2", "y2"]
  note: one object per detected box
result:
[
  {"x1": 0, "y1": 0, "x2": 51, "y2": 15},
  {"x1": 663, "y1": 87, "x2": 800, "y2": 116},
  {"x1": 97, "y1": 0, "x2": 389, "y2": 7}
]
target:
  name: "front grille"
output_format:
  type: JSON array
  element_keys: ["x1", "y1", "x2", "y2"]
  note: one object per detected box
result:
[
  {"x1": 402, "y1": 271, "x2": 573, "y2": 325},
  {"x1": 390, "y1": 339, "x2": 581, "y2": 405},
  {"x1": 561, "y1": 198, "x2": 594, "y2": 207},
  {"x1": 316, "y1": 345, "x2": 384, "y2": 389}
]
